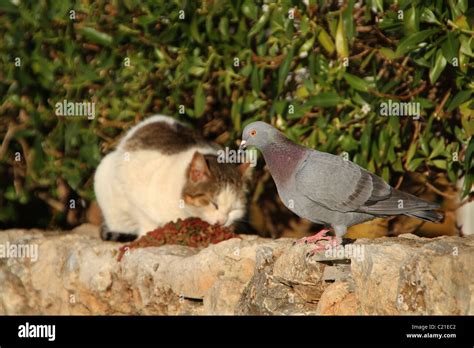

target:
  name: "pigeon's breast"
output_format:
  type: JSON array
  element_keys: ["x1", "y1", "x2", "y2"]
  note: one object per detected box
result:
[{"x1": 263, "y1": 145, "x2": 307, "y2": 189}]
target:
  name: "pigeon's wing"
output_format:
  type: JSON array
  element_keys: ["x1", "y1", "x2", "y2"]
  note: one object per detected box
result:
[{"x1": 295, "y1": 151, "x2": 392, "y2": 212}]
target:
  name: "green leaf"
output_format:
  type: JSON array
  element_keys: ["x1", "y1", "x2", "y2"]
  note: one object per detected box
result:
[
  {"x1": 447, "y1": 163, "x2": 457, "y2": 183},
  {"x1": 317, "y1": 27, "x2": 335, "y2": 54},
  {"x1": 242, "y1": 0, "x2": 258, "y2": 20},
  {"x1": 286, "y1": 103, "x2": 306, "y2": 119},
  {"x1": 404, "y1": 6, "x2": 419, "y2": 35},
  {"x1": 431, "y1": 159, "x2": 447, "y2": 170},
  {"x1": 441, "y1": 32, "x2": 460, "y2": 62},
  {"x1": 342, "y1": 0, "x2": 355, "y2": 40},
  {"x1": 406, "y1": 142, "x2": 417, "y2": 164},
  {"x1": 379, "y1": 47, "x2": 399, "y2": 60},
  {"x1": 382, "y1": 166, "x2": 390, "y2": 182},
  {"x1": 300, "y1": 15, "x2": 310, "y2": 36},
  {"x1": 429, "y1": 139, "x2": 445, "y2": 159},
  {"x1": 295, "y1": 86, "x2": 309, "y2": 99},
  {"x1": 343, "y1": 73, "x2": 369, "y2": 92},
  {"x1": 219, "y1": 17, "x2": 229, "y2": 41},
  {"x1": 77, "y1": 27, "x2": 112, "y2": 47},
  {"x1": 307, "y1": 92, "x2": 343, "y2": 108},
  {"x1": 242, "y1": 96, "x2": 266, "y2": 113},
  {"x1": 307, "y1": 92, "x2": 342, "y2": 108},
  {"x1": 454, "y1": 15, "x2": 470, "y2": 30},
  {"x1": 448, "y1": 90, "x2": 473, "y2": 112},
  {"x1": 189, "y1": 66, "x2": 205, "y2": 77},
  {"x1": 459, "y1": 35, "x2": 473, "y2": 73},
  {"x1": 272, "y1": 100, "x2": 287, "y2": 116},
  {"x1": 335, "y1": 13, "x2": 349, "y2": 59},
  {"x1": 396, "y1": 29, "x2": 438, "y2": 56},
  {"x1": 420, "y1": 8, "x2": 440, "y2": 25},
  {"x1": 371, "y1": 0, "x2": 383, "y2": 12},
  {"x1": 464, "y1": 138, "x2": 474, "y2": 171},
  {"x1": 429, "y1": 49, "x2": 447, "y2": 84},
  {"x1": 231, "y1": 98, "x2": 242, "y2": 131},
  {"x1": 461, "y1": 173, "x2": 473, "y2": 198},
  {"x1": 420, "y1": 136, "x2": 430, "y2": 156},
  {"x1": 407, "y1": 158, "x2": 425, "y2": 171},
  {"x1": 190, "y1": 16, "x2": 203, "y2": 44},
  {"x1": 299, "y1": 36, "x2": 315, "y2": 56},
  {"x1": 277, "y1": 49, "x2": 293, "y2": 94},
  {"x1": 248, "y1": 11, "x2": 270, "y2": 37},
  {"x1": 194, "y1": 83, "x2": 206, "y2": 118},
  {"x1": 118, "y1": 24, "x2": 140, "y2": 35},
  {"x1": 251, "y1": 66, "x2": 263, "y2": 93},
  {"x1": 360, "y1": 50, "x2": 376, "y2": 70},
  {"x1": 448, "y1": 0, "x2": 462, "y2": 19}
]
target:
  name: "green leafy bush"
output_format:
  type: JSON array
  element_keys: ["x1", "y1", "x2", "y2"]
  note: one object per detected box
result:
[{"x1": 0, "y1": 0, "x2": 472, "y2": 228}]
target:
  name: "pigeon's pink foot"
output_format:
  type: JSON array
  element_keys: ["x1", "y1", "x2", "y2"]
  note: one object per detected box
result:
[
  {"x1": 307, "y1": 236, "x2": 342, "y2": 256},
  {"x1": 294, "y1": 228, "x2": 332, "y2": 245}
]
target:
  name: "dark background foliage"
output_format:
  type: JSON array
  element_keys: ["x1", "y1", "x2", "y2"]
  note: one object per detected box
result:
[{"x1": 0, "y1": 0, "x2": 472, "y2": 231}]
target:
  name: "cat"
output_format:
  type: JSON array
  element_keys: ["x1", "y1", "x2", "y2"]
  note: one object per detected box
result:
[{"x1": 94, "y1": 115, "x2": 251, "y2": 241}]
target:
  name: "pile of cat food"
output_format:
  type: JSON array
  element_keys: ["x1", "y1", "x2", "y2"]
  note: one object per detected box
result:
[{"x1": 117, "y1": 217, "x2": 238, "y2": 261}]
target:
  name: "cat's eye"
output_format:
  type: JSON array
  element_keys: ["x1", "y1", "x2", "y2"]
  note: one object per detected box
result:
[
  {"x1": 211, "y1": 201, "x2": 219, "y2": 209},
  {"x1": 249, "y1": 129, "x2": 257, "y2": 137}
]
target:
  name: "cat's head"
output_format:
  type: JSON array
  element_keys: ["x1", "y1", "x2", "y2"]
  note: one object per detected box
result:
[{"x1": 182, "y1": 151, "x2": 251, "y2": 226}]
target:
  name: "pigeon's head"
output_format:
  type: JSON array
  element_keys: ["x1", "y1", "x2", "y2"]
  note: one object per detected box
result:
[{"x1": 240, "y1": 121, "x2": 278, "y2": 151}]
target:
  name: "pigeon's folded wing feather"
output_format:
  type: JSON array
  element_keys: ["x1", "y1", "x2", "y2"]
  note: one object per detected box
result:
[{"x1": 295, "y1": 151, "x2": 392, "y2": 212}]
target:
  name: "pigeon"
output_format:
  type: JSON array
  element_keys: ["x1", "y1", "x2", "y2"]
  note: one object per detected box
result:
[{"x1": 239, "y1": 121, "x2": 443, "y2": 253}]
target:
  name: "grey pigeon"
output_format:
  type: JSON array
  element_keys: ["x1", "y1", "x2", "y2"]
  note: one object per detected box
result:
[{"x1": 240, "y1": 122, "x2": 442, "y2": 250}]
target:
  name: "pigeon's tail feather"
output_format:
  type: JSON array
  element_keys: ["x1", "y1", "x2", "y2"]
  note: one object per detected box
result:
[
  {"x1": 405, "y1": 210, "x2": 444, "y2": 223},
  {"x1": 360, "y1": 189, "x2": 442, "y2": 221},
  {"x1": 389, "y1": 189, "x2": 441, "y2": 211}
]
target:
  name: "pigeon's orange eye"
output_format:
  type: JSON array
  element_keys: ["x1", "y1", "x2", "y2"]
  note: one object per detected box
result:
[{"x1": 249, "y1": 129, "x2": 257, "y2": 137}]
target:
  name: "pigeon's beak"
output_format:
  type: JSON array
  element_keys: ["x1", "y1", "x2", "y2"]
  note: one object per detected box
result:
[{"x1": 239, "y1": 140, "x2": 247, "y2": 151}]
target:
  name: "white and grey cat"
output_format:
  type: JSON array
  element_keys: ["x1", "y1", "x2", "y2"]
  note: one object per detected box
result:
[{"x1": 94, "y1": 115, "x2": 250, "y2": 241}]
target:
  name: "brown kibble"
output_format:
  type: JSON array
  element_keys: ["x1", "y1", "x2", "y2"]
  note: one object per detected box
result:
[{"x1": 117, "y1": 217, "x2": 239, "y2": 261}]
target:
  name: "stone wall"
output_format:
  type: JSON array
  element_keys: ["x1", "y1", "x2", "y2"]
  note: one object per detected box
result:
[{"x1": 0, "y1": 224, "x2": 472, "y2": 315}]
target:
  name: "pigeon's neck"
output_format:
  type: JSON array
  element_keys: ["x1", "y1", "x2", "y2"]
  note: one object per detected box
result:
[{"x1": 261, "y1": 137, "x2": 306, "y2": 187}]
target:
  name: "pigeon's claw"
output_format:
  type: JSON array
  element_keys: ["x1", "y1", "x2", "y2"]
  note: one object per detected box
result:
[
  {"x1": 306, "y1": 236, "x2": 342, "y2": 256},
  {"x1": 295, "y1": 228, "x2": 332, "y2": 245},
  {"x1": 305, "y1": 243, "x2": 328, "y2": 256}
]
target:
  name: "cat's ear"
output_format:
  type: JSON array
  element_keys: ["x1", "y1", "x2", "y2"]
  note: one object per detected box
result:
[
  {"x1": 189, "y1": 151, "x2": 210, "y2": 183},
  {"x1": 238, "y1": 162, "x2": 253, "y2": 180}
]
